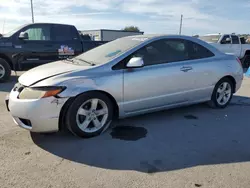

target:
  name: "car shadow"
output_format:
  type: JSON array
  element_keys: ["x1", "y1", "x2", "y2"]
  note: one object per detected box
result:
[
  {"x1": 31, "y1": 95, "x2": 250, "y2": 173},
  {"x1": 0, "y1": 75, "x2": 18, "y2": 92}
]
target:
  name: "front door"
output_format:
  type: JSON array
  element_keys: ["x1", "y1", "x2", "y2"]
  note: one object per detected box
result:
[
  {"x1": 14, "y1": 24, "x2": 55, "y2": 69},
  {"x1": 219, "y1": 35, "x2": 233, "y2": 54},
  {"x1": 123, "y1": 39, "x2": 197, "y2": 113}
]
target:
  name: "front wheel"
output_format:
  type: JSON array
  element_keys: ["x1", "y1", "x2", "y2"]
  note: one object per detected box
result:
[
  {"x1": 208, "y1": 78, "x2": 233, "y2": 109},
  {"x1": 0, "y1": 58, "x2": 11, "y2": 83},
  {"x1": 66, "y1": 92, "x2": 114, "y2": 138}
]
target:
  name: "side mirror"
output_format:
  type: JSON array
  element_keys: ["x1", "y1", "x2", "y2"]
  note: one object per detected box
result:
[
  {"x1": 126, "y1": 57, "x2": 144, "y2": 68},
  {"x1": 19, "y1": 32, "x2": 28, "y2": 40},
  {"x1": 225, "y1": 37, "x2": 231, "y2": 43},
  {"x1": 221, "y1": 37, "x2": 231, "y2": 44}
]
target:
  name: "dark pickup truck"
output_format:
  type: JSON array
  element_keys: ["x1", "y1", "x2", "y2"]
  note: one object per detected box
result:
[{"x1": 0, "y1": 23, "x2": 107, "y2": 82}]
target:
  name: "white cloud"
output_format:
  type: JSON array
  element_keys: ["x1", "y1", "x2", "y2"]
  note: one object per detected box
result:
[{"x1": 0, "y1": 0, "x2": 249, "y2": 35}]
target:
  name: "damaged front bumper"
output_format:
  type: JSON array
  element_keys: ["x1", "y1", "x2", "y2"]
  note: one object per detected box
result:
[{"x1": 6, "y1": 90, "x2": 69, "y2": 133}]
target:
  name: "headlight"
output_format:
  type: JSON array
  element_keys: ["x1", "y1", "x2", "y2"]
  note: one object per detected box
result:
[{"x1": 18, "y1": 86, "x2": 66, "y2": 99}]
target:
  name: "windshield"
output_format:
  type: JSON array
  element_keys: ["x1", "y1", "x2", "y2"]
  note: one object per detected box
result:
[
  {"x1": 199, "y1": 35, "x2": 221, "y2": 43},
  {"x1": 3, "y1": 25, "x2": 26, "y2": 37},
  {"x1": 75, "y1": 36, "x2": 148, "y2": 65}
]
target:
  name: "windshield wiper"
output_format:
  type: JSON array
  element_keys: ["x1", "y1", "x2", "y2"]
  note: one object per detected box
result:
[
  {"x1": 74, "y1": 58, "x2": 95, "y2": 66},
  {"x1": 63, "y1": 58, "x2": 77, "y2": 64}
]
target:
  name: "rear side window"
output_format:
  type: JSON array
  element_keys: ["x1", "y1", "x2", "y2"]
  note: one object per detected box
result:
[
  {"x1": 240, "y1": 37, "x2": 246, "y2": 44},
  {"x1": 52, "y1": 25, "x2": 75, "y2": 41},
  {"x1": 71, "y1": 26, "x2": 80, "y2": 40},
  {"x1": 187, "y1": 41, "x2": 214, "y2": 60},
  {"x1": 231, "y1": 35, "x2": 239, "y2": 44}
]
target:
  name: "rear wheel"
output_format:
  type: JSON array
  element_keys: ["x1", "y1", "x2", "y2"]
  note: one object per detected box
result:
[
  {"x1": 208, "y1": 78, "x2": 233, "y2": 109},
  {"x1": 0, "y1": 58, "x2": 11, "y2": 83},
  {"x1": 66, "y1": 92, "x2": 114, "y2": 138}
]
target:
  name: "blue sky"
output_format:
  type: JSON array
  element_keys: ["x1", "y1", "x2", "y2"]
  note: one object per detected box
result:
[{"x1": 1, "y1": 0, "x2": 250, "y2": 35}]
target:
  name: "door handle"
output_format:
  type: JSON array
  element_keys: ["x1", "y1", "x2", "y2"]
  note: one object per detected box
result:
[{"x1": 180, "y1": 66, "x2": 193, "y2": 72}]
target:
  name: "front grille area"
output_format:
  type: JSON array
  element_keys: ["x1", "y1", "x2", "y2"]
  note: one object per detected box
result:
[
  {"x1": 13, "y1": 83, "x2": 25, "y2": 93},
  {"x1": 19, "y1": 118, "x2": 32, "y2": 127}
]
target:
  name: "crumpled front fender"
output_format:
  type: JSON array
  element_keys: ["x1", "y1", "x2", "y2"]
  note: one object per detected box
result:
[{"x1": 57, "y1": 77, "x2": 101, "y2": 98}]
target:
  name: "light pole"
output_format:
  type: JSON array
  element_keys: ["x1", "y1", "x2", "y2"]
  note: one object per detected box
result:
[
  {"x1": 179, "y1": 14, "x2": 183, "y2": 35},
  {"x1": 31, "y1": 0, "x2": 34, "y2": 23}
]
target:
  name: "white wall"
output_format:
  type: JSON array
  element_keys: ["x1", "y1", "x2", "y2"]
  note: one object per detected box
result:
[{"x1": 102, "y1": 31, "x2": 143, "y2": 41}]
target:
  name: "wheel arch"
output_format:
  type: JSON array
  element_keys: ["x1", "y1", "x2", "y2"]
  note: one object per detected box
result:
[
  {"x1": 0, "y1": 53, "x2": 13, "y2": 70},
  {"x1": 241, "y1": 50, "x2": 250, "y2": 68},
  {"x1": 244, "y1": 50, "x2": 250, "y2": 56},
  {"x1": 58, "y1": 90, "x2": 120, "y2": 131},
  {"x1": 218, "y1": 75, "x2": 236, "y2": 93}
]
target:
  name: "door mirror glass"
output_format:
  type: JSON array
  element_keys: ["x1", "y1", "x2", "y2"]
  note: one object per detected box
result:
[
  {"x1": 126, "y1": 57, "x2": 144, "y2": 68},
  {"x1": 19, "y1": 32, "x2": 29, "y2": 40}
]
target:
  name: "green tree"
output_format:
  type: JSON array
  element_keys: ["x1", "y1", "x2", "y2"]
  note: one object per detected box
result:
[{"x1": 122, "y1": 26, "x2": 140, "y2": 32}]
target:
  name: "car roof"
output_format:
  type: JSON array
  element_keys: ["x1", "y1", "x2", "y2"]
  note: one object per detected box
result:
[
  {"x1": 125, "y1": 34, "x2": 183, "y2": 39},
  {"x1": 202, "y1": 33, "x2": 222, "y2": 36},
  {"x1": 25, "y1": 23, "x2": 75, "y2": 27},
  {"x1": 202, "y1": 33, "x2": 238, "y2": 36},
  {"x1": 122, "y1": 34, "x2": 224, "y2": 56},
  {"x1": 123, "y1": 34, "x2": 200, "y2": 41}
]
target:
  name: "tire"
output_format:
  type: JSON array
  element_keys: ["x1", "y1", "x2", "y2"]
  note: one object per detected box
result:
[
  {"x1": 66, "y1": 92, "x2": 114, "y2": 138},
  {"x1": 0, "y1": 58, "x2": 11, "y2": 83},
  {"x1": 208, "y1": 78, "x2": 233, "y2": 109}
]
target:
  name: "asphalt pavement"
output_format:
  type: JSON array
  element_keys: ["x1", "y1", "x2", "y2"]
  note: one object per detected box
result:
[{"x1": 1, "y1": 72, "x2": 250, "y2": 188}]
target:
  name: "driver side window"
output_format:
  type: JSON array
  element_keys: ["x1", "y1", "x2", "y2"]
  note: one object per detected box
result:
[
  {"x1": 22, "y1": 25, "x2": 51, "y2": 41},
  {"x1": 221, "y1": 35, "x2": 231, "y2": 44},
  {"x1": 132, "y1": 39, "x2": 189, "y2": 66},
  {"x1": 132, "y1": 40, "x2": 167, "y2": 65}
]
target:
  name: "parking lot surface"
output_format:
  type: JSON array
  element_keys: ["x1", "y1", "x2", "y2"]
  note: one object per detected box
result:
[{"x1": 1, "y1": 72, "x2": 250, "y2": 188}]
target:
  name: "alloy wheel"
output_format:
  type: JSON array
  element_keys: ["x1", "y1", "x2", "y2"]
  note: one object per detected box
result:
[
  {"x1": 0, "y1": 64, "x2": 5, "y2": 79},
  {"x1": 216, "y1": 82, "x2": 232, "y2": 106},
  {"x1": 76, "y1": 98, "x2": 109, "y2": 133}
]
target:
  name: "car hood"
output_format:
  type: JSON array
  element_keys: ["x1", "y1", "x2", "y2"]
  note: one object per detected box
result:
[
  {"x1": 19, "y1": 61, "x2": 89, "y2": 86},
  {"x1": 0, "y1": 37, "x2": 12, "y2": 47}
]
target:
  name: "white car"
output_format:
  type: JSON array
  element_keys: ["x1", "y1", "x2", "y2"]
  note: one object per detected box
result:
[
  {"x1": 5, "y1": 34, "x2": 244, "y2": 138},
  {"x1": 199, "y1": 34, "x2": 250, "y2": 68}
]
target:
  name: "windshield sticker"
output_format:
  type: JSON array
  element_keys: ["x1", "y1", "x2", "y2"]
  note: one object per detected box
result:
[
  {"x1": 132, "y1": 37, "x2": 148, "y2": 41},
  {"x1": 105, "y1": 50, "x2": 122, "y2": 57},
  {"x1": 58, "y1": 45, "x2": 75, "y2": 56}
]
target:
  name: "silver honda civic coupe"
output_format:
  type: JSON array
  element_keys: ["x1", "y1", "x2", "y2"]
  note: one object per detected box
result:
[{"x1": 6, "y1": 34, "x2": 243, "y2": 138}]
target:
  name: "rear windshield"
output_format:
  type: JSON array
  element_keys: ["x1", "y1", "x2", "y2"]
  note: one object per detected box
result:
[
  {"x1": 75, "y1": 36, "x2": 148, "y2": 65},
  {"x1": 199, "y1": 35, "x2": 221, "y2": 43}
]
